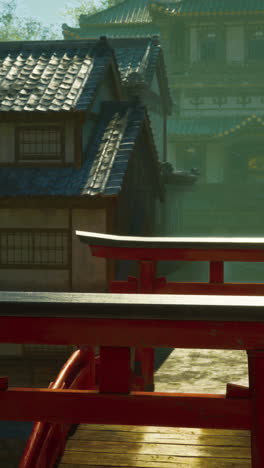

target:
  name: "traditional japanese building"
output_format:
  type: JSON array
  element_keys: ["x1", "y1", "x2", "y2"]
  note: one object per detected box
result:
[
  {"x1": 0, "y1": 38, "x2": 163, "y2": 293},
  {"x1": 62, "y1": 0, "x2": 158, "y2": 39},
  {"x1": 150, "y1": 1, "x2": 264, "y2": 239},
  {"x1": 64, "y1": 1, "x2": 264, "y2": 230},
  {"x1": 64, "y1": 0, "x2": 264, "y2": 281}
]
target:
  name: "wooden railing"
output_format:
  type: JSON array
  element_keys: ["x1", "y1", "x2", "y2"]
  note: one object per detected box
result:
[
  {"x1": 0, "y1": 292, "x2": 264, "y2": 468},
  {"x1": 9, "y1": 233, "x2": 264, "y2": 468},
  {"x1": 19, "y1": 346, "x2": 97, "y2": 468}
]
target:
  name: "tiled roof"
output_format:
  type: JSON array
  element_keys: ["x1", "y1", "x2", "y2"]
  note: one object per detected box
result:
[
  {"x1": 0, "y1": 39, "x2": 114, "y2": 112},
  {"x1": 109, "y1": 37, "x2": 171, "y2": 112},
  {"x1": 63, "y1": 23, "x2": 159, "y2": 39},
  {"x1": 60, "y1": 34, "x2": 171, "y2": 110},
  {"x1": 109, "y1": 37, "x2": 161, "y2": 85},
  {"x1": 0, "y1": 102, "x2": 159, "y2": 197},
  {"x1": 79, "y1": 0, "x2": 152, "y2": 26},
  {"x1": 168, "y1": 114, "x2": 264, "y2": 137},
  {"x1": 153, "y1": 0, "x2": 264, "y2": 16}
]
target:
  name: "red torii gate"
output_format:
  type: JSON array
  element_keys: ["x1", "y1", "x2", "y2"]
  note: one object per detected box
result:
[
  {"x1": 77, "y1": 231, "x2": 264, "y2": 296},
  {"x1": 3, "y1": 232, "x2": 264, "y2": 467},
  {"x1": 77, "y1": 231, "x2": 264, "y2": 394}
]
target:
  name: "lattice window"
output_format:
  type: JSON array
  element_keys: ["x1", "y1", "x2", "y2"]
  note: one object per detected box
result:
[
  {"x1": 200, "y1": 30, "x2": 218, "y2": 62},
  {"x1": 0, "y1": 230, "x2": 69, "y2": 267},
  {"x1": 248, "y1": 29, "x2": 264, "y2": 60},
  {"x1": 16, "y1": 126, "x2": 63, "y2": 163}
]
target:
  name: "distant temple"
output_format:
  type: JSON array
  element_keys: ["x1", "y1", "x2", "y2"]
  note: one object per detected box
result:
[{"x1": 63, "y1": 0, "x2": 264, "y2": 250}]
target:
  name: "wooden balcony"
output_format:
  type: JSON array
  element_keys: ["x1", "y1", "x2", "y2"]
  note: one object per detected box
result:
[
  {"x1": 3, "y1": 233, "x2": 264, "y2": 467},
  {"x1": 59, "y1": 424, "x2": 251, "y2": 467}
]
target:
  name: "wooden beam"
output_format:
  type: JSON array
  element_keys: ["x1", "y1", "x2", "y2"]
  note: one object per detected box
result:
[
  {"x1": 0, "y1": 315, "x2": 264, "y2": 350},
  {"x1": 0, "y1": 389, "x2": 251, "y2": 430}
]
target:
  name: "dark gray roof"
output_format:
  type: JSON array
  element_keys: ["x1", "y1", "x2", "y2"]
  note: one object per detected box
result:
[
  {"x1": 60, "y1": 35, "x2": 171, "y2": 112},
  {"x1": 0, "y1": 102, "x2": 159, "y2": 198},
  {"x1": 0, "y1": 39, "x2": 115, "y2": 112},
  {"x1": 110, "y1": 37, "x2": 171, "y2": 111},
  {"x1": 108, "y1": 37, "x2": 161, "y2": 86}
]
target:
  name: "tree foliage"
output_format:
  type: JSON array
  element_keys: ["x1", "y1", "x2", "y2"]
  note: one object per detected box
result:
[{"x1": 0, "y1": 0, "x2": 59, "y2": 41}]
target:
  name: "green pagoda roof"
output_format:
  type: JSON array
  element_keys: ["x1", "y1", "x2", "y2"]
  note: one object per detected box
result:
[
  {"x1": 63, "y1": 24, "x2": 159, "y2": 39},
  {"x1": 168, "y1": 115, "x2": 264, "y2": 137},
  {"x1": 79, "y1": 0, "x2": 152, "y2": 26},
  {"x1": 63, "y1": 0, "x2": 160, "y2": 39},
  {"x1": 153, "y1": 0, "x2": 264, "y2": 16}
]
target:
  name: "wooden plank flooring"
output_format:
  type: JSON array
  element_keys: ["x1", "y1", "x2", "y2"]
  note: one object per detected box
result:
[
  {"x1": 59, "y1": 424, "x2": 251, "y2": 467},
  {"x1": 59, "y1": 349, "x2": 251, "y2": 467}
]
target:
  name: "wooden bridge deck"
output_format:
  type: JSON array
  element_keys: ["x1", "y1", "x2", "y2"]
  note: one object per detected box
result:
[{"x1": 59, "y1": 424, "x2": 251, "y2": 467}]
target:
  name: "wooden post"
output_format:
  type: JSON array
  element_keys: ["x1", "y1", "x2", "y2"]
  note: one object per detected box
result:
[
  {"x1": 137, "y1": 260, "x2": 156, "y2": 391},
  {"x1": 99, "y1": 347, "x2": 131, "y2": 394},
  {"x1": 139, "y1": 260, "x2": 157, "y2": 293},
  {"x1": 247, "y1": 350, "x2": 264, "y2": 468},
  {"x1": 210, "y1": 261, "x2": 224, "y2": 284}
]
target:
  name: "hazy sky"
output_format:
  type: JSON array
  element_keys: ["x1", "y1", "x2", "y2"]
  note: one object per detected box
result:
[{"x1": 16, "y1": 0, "x2": 102, "y2": 28}]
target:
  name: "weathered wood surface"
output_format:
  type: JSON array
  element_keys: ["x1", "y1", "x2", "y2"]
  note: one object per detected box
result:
[
  {"x1": 59, "y1": 424, "x2": 251, "y2": 467},
  {"x1": 1, "y1": 291, "x2": 264, "y2": 322}
]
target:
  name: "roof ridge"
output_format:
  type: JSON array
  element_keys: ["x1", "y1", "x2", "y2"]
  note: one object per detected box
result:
[
  {"x1": 152, "y1": 0, "x2": 264, "y2": 16},
  {"x1": 78, "y1": 0, "x2": 151, "y2": 26},
  {"x1": 79, "y1": 0, "x2": 130, "y2": 24}
]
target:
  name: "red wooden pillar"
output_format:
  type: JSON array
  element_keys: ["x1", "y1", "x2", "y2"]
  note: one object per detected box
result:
[
  {"x1": 210, "y1": 261, "x2": 224, "y2": 284},
  {"x1": 247, "y1": 350, "x2": 264, "y2": 468},
  {"x1": 139, "y1": 260, "x2": 157, "y2": 293},
  {"x1": 83, "y1": 347, "x2": 97, "y2": 390},
  {"x1": 99, "y1": 347, "x2": 131, "y2": 394},
  {"x1": 135, "y1": 260, "x2": 156, "y2": 391}
]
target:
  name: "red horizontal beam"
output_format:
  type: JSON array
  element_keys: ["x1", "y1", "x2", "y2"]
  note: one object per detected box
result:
[
  {"x1": 0, "y1": 388, "x2": 251, "y2": 430},
  {"x1": 91, "y1": 245, "x2": 264, "y2": 262},
  {"x1": 155, "y1": 282, "x2": 264, "y2": 296},
  {"x1": 110, "y1": 281, "x2": 264, "y2": 296},
  {"x1": 0, "y1": 316, "x2": 264, "y2": 350}
]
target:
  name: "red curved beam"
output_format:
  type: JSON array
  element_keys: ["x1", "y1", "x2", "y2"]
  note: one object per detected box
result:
[{"x1": 19, "y1": 347, "x2": 96, "y2": 468}]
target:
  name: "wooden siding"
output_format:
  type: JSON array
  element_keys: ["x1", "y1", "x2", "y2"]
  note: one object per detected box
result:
[
  {"x1": 0, "y1": 208, "x2": 69, "y2": 229},
  {"x1": 91, "y1": 68, "x2": 120, "y2": 114},
  {"x1": 71, "y1": 208, "x2": 107, "y2": 292},
  {"x1": 65, "y1": 120, "x2": 75, "y2": 164},
  {"x1": 117, "y1": 130, "x2": 158, "y2": 237},
  {"x1": 0, "y1": 123, "x2": 15, "y2": 163}
]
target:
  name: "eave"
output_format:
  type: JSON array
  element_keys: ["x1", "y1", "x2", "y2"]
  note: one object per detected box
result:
[{"x1": 150, "y1": 3, "x2": 264, "y2": 18}]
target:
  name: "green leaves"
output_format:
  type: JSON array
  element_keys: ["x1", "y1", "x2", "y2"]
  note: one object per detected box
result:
[
  {"x1": 62, "y1": 0, "x2": 123, "y2": 27},
  {"x1": 0, "y1": 0, "x2": 59, "y2": 40}
]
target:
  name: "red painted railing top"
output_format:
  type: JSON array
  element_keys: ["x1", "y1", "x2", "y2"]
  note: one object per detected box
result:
[
  {"x1": 76, "y1": 231, "x2": 264, "y2": 262},
  {"x1": 76, "y1": 231, "x2": 264, "y2": 249}
]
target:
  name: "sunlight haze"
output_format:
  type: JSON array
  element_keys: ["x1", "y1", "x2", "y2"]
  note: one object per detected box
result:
[{"x1": 16, "y1": 0, "x2": 102, "y2": 29}]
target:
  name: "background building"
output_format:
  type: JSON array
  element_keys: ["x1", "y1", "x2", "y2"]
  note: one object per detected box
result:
[
  {"x1": 0, "y1": 38, "x2": 163, "y2": 293},
  {"x1": 64, "y1": 0, "x2": 264, "y2": 281}
]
